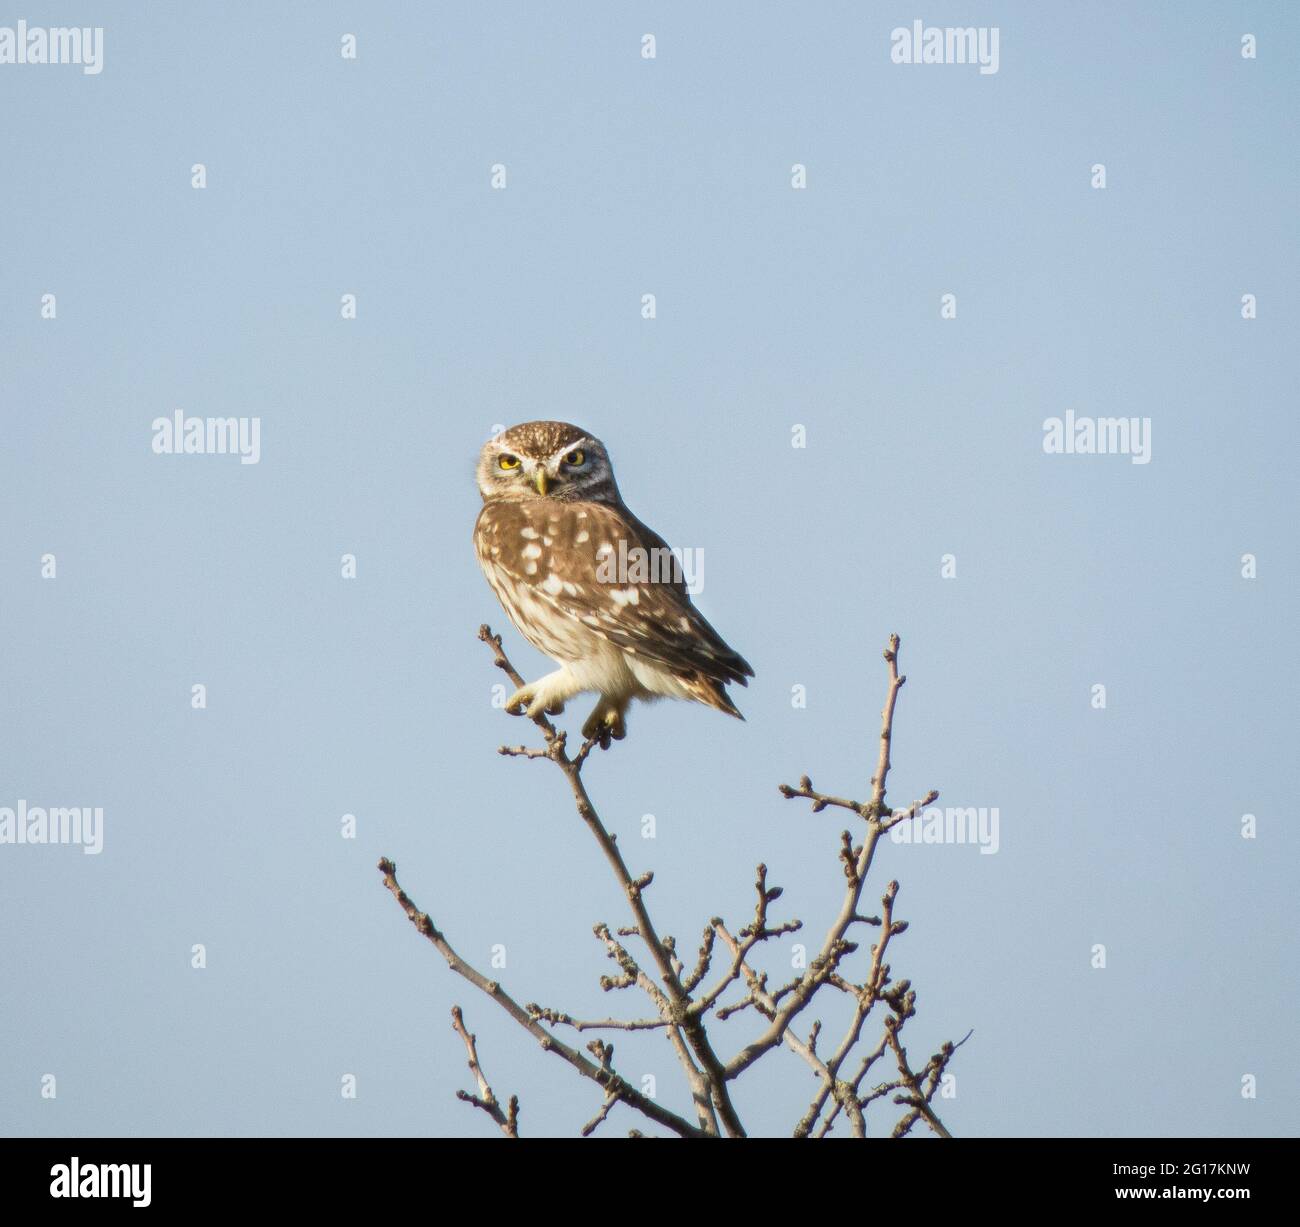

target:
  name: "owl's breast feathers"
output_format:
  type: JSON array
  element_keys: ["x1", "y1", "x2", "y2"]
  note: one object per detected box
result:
[{"x1": 474, "y1": 498, "x2": 753, "y2": 711}]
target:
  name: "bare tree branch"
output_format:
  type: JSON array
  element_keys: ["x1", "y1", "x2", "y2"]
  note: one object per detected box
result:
[
  {"x1": 378, "y1": 626, "x2": 967, "y2": 1139},
  {"x1": 449, "y1": 1006, "x2": 519, "y2": 1137},
  {"x1": 376, "y1": 856, "x2": 708, "y2": 1138}
]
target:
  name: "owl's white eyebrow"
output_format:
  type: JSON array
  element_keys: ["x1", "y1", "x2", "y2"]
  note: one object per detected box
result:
[{"x1": 550, "y1": 440, "x2": 592, "y2": 461}]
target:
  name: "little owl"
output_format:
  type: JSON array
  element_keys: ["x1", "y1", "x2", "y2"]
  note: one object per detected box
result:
[{"x1": 474, "y1": 421, "x2": 753, "y2": 742}]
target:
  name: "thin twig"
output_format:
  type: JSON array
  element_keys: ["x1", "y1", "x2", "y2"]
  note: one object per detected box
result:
[{"x1": 450, "y1": 1006, "x2": 519, "y2": 1137}]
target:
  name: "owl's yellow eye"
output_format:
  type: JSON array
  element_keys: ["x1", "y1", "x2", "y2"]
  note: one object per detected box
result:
[
  {"x1": 564, "y1": 449, "x2": 586, "y2": 467},
  {"x1": 498, "y1": 454, "x2": 521, "y2": 470}
]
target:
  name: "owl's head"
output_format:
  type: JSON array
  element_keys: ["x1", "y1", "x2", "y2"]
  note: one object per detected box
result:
[{"x1": 476, "y1": 421, "x2": 620, "y2": 504}]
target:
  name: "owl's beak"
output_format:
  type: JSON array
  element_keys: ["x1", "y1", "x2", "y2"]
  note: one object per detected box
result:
[{"x1": 533, "y1": 469, "x2": 550, "y2": 496}]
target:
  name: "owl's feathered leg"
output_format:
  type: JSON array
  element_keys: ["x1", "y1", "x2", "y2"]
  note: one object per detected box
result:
[
  {"x1": 505, "y1": 668, "x2": 576, "y2": 719},
  {"x1": 582, "y1": 696, "x2": 628, "y2": 743}
]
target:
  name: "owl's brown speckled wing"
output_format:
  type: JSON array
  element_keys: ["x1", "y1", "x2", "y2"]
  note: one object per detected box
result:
[{"x1": 474, "y1": 497, "x2": 753, "y2": 690}]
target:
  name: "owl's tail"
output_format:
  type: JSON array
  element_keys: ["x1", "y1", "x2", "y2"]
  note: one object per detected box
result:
[{"x1": 684, "y1": 674, "x2": 746, "y2": 720}]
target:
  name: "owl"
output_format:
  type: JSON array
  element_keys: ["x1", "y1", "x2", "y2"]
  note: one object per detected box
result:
[{"x1": 474, "y1": 421, "x2": 753, "y2": 742}]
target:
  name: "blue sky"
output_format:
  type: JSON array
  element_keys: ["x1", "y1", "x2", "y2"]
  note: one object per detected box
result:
[{"x1": 1, "y1": 1, "x2": 1296, "y2": 1137}]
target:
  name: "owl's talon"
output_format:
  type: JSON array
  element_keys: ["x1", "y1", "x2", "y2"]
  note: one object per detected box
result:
[
  {"x1": 582, "y1": 704, "x2": 626, "y2": 743},
  {"x1": 505, "y1": 685, "x2": 535, "y2": 716},
  {"x1": 507, "y1": 684, "x2": 566, "y2": 720}
]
